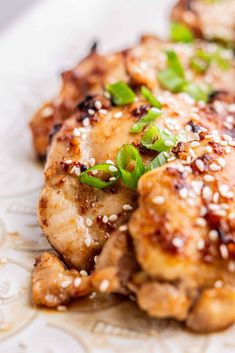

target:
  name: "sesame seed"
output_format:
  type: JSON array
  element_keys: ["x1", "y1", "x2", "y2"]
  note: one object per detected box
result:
[
  {"x1": 214, "y1": 280, "x2": 223, "y2": 288},
  {"x1": 220, "y1": 244, "x2": 229, "y2": 259},
  {"x1": 108, "y1": 214, "x2": 118, "y2": 222},
  {"x1": 106, "y1": 159, "x2": 115, "y2": 165},
  {"x1": 179, "y1": 188, "x2": 188, "y2": 199},
  {"x1": 202, "y1": 186, "x2": 212, "y2": 200},
  {"x1": 89, "y1": 158, "x2": 96, "y2": 166},
  {"x1": 203, "y1": 174, "x2": 215, "y2": 182},
  {"x1": 205, "y1": 146, "x2": 213, "y2": 153},
  {"x1": 57, "y1": 305, "x2": 67, "y2": 312},
  {"x1": 122, "y1": 204, "x2": 133, "y2": 211},
  {"x1": 114, "y1": 111, "x2": 123, "y2": 118},
  {"x1": 85, "y1": 238, "x2": 92, "y2": 247},
  {"x1": 74, "y1": 277, "x2": 82, "y2": 287},
  {"x1": 80, "y1": 270, "x2": 88, "y2": 277},
  {"x1": 225, "y1": 146, "x2": 232, "y2": 154},
  {"x1": 213, "y1": 192, "x2": 220, "y2": 203},
  {"x1": 219, "y1": 184, "x2": 233, "y2": 198},
  {"x1": 172, "y1": 237, "x2": 184, "y2": 248},
  {"x1": 73, "y1": 128, "x2": 81, "y2": 136},
  {"x1": 193, "y1": 132, "x2": 200, "y2": 141},
  {"x1": 195, "y1": 218, "x2": 207, "y2": 227},
  {"x1": 88, "y1": 109, "x2": 95, "y2": 115},
  {"x1": 164, "y1": 140, "x2": 174, "y2": 147},
  {"x1": 83, "y1": 118, "x2": 90, "y2": 127},
  {"x1": 70, "y1": 166, "x2": 81, "y2": 176},
  {"x1": 205, "y1": 134, "x2": 212, "y2": 139},
  {"x1": 99, "y1": 109, "x2": 108, "y2": 115},
  {"x1": 221, "y1": 141, "x2": 228, "y2": 146},
  {"x1": 91, "y1": 169, "x2": 98, "y2": 175},
  {"x1": 94, "y1": 255, "x2": 98, "y2": 264},
  {"x1": 228, "y1": 104, "x2": 235, "y2": 113},
  {"x1": 189, "y1": 148, "x2": 196, "y2": 158},
  {"x1": 209, "y1": 163, "x2": 221, "y2": 172},
  {"x1": 212, "y1": 136, "x2": 221, "y2": 143},
  {"x1": 195, "y1": 159, "x2": 205, "y2": 172},
  {"x1": 94, "y1": 100, "x2": 102, "y2": 110},
  {"x1": 229, "y1": 140, "x2": 235, "y2": 147},
  {"x1": 191, "y1": 180, "x2": 203, "y2": 194},
  {"x1": 191, "y1": 141, "x2": 200, "y2": 148},
  {"x1": 102, "y1": 215, "x2": 108, "y2": 223},
  {"x1": 109, "y1": 165, "x2": 118, "y2": 172},
  {"x1": 41, "y1": 106, "x2": 54, "y2": 118},
  {"x1": 104, "y1": 91, "x2": 111, "y2": 99},
  {"x1": 197, "y1": 239, "x2": 205, "y2": 250},
  {"x1": 85, "y1": 218, "x2": 93, "y2": 227},
  {"x1": 109, "y1": 177, "x2": 116, "y2": 181},
  {"x1": 223, "y1": 133, "x2": 232, "y2": 141},
  {"x1": 217, "y1": 157, "x2": 226, "y2": 168},
  {"x1": 228, "y1": 261, "x2": 235, "y2": 272},
  {"x1": 208, "y1": 229, "x2": 219, "y2": 242},
  {"x1": 152, "y1": 196, "x2": 165, "y2": 204},
  {"x1": 200, "y1": 206, "x2": 207, "y2": 216},
  {"x1": 99, "y1": 279, "x2": 110, "y2": 292},
  {"x1": 119, "y1": 224, "x2": 128, "y2": 232},
  {"x1": 61, "y1": 280, "x2": 72, "y2": 288},
  {"x1": 229, "y1": 212, "x2": 235, "y2": 220}
]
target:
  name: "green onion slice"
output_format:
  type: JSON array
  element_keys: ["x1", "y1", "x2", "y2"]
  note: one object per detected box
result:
[
  {"x1": 166, "y1": 50, "x2": 185, "y2": 78},
  {"x1": 170, "y1": 22, "x2": 194, "y2": 43},
  {"x1": 145, "y1": 152, "x2": 167, "y2": 172},
  {"x1": 130, "y1": 107, "x2": 162, "y2": 134},
  {"x1": 79, "y1": 163, "x2": 120, "y2": 189},
  {"x1": 190, "y1": 50, "x2": 211, "y2": 74},
  {"x1": 140, "y1": 86, "x2": 162, "y2": 109},
  {"x1": 106, "y1": 81, "x2": 136, "y2": 106},
  {"x1": 212, "y1": 47, "x2": 231, "y2": 70},
  {"x1": 117, "y1": 144, "x2": 145, "y2": 189},
  {"x1": 158, "y1": 68, "x2": 185, "y2": 93},
  {"x1": 141, "y1": 125, "x2": 176, "y2": 152},
  {"x1": 183, "y1": 82, "x2": 212, "y2": 102}
]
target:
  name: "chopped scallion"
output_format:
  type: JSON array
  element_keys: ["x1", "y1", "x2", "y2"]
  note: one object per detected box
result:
[
  {"x1": 106, "y1": 81, "x2": 135, "y2": 106},
  {"x1": 190, "y1": 50, "x2": 211, "y2": 74},
  {"x1": 140, "y1": 86, "x2": 162, "y2": 109},
  {"x1": 116, "y1": 144, "x2": 145, "y2": 189},
  {"x1": 79, "y1": 163, "x2": 120, "y2": 189},
  {"x1": 130, "y1": 107, "x2": 162, "y2": 133},
  {"x1": 141, "y1": 125, "x2": 176, "y2": 152},
  {"x1": 145, "y1": 152, "x2": 167, "y2": 172},
  {"x1": 170, "y1": 22, "x2": 194, "y2": 43}
]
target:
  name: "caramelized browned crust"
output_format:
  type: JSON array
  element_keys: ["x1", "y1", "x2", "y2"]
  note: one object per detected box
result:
[{"x1": 32, "y1": 252, "x2": 91, "y2": 307}]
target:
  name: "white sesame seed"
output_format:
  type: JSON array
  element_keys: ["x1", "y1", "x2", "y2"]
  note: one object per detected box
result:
[
  {"x1": 229, "y1": 212, "x2": 235, "y2": 220},
  {"x1": 193, "y1": 132, "x2": 200, "y2": 141},
  {"x1": 164, "y1": 140, "x2": 174, "y2": 147},
  {"x1": 213, "y1": 192, "x2": 220, "y2": 203},
  {"x1": 73, "y1": 128, "x2": 81, "y2": 137},
  {"x1": 102, "y1": 215, "x2": 108, "y2": 223},
  {"x1": 205, "y1": 134, "x2": 212, "y2": 139},
  {"x1": 91, "y1": 169, "x2": 98, "y2": 175},
  {"x1": 197, "y1": 239, "x2": 205, "y2": 250},
  {"x1": 214, "y1": 280, "x2": 223, "y2": 288},
  {"x1": 83, "y1": 118, "x2": 90, "y2": 127},
  {"x1": 220, "y1": 244, "x2": 229, "y2": 259},
  {"x1": 94, "y1": 100, "x2": 102, "y2": 110},
  {"x1": 221, "y1": 141, "x2": 228, "y2": 146},
  {"x1": 104, "y1": 91, "x2": 111, "y2": 99},
  {"x1": 209, "y1": 163, "x2": 221, "y2": 172},
  {"x1": 172, "y1": 237, "x2": 184, "y2": 248},
  {"x1": 219, "y1": 184, "x2": 232, "y2": 198},
  {"x1": 80, "y1": 270, "x2": 88, "y2": 277},
  {"x1": 88, "y1": 109, "x2": 95, "y2": 115},
  {"x1": 57, "y1": 305, "x2": 67, "y2": 312},
  {"x1": 225, "y1": 146, "x2": 232, "y2": 154},
  {"x1": 85, "y1": 238, "x2": 92, "y2": 247},
  {"x1": 74, "y1": 277, "x2": 82, "y2": 287},
  {"x1": 85, "y1": 217, "x2": 93, "y2": 227},
  {"x1": 223, "y1": 133, "x2": 232, "y2": 141},
  {"x1": 208, "y1": 229, "x2": 219, "y2": 242},
  {"x1": 229, "y1": 140, "x2": 235, "y2": 147},
  {"x1": 109, "y1": 177, "x2": 116, "y2": 181},
  {"x1": 89, "y1": 157, "x2": 96, "y2": 166},
  {"x1": 106, "y1": 159, "x2": 115, "y2": 165},
  {"x1": 153, "y1": 196, "x2": 165, "y2": 204},
  {"x1": 191, "y1": 141, "x2": 200, "y2": 148},
  {"x1": 109, "y1": 165, "x2": 118, "y2": 172},
  {"x1": 70, "y1": 166, "x2": 81, "y2": 176},
  {"x1": 212, "y1": 136, "x2": 221, "y2": 143},
  {"x1": 94, "y1": 255, "x2": 98, "y2": 264},
  {"x1": 99, "y1": 109, "x2": 108, "y2": 115},
  {"x1": 205, "y1": 146, "x2": 213, "y2": 153},
  {"x1": 228, "y1": 104, "x2": 235, "y2": 113},
  {"x1": 122, "y1": 204, "x2": 133, "y2": 211},
  {"x1": 61, "y1": 280, "x2": 72, "y2": 288},
  {"x1": 195, "y1": 218, "x2": 207, "y2": 227},
  {"x1": 191, "y1": 180, "x2": 203, "y2": 194},
  {"x1": 41, "y1": 106, "x2": 54, "y2": 118},
  {"x1": 203, "y1": 174, "x2": 215, "y2": 182},
  {"x1": 114, "y1": 111, "x2": 123, "y2": 118},
  {"x1": 202, "y1": 186, "x2": 212, "y2": 201},
  {"x1": 119, "y1": 224, "x2": 128, "y2": 232},
  {"x1": 200, "y1": 206, "x2": 207, "y2": 216},
  {"x1": 189, "y1": 148, "x2": 196, "y2": 159},
  {"x1": 228, "y1": 261, "x2": 235, "y2": 272},
  {"x1": 109, "y1": 214, "x2": 118, "y2": 222},
  {"x1": 217, "y1": 157, "x2": 226, "y2": 168},
  {"x1": 195, "y1": 159, "x2": 205, "y2": 172},
  {"x1": 179, "y1": 188, "x2": 188, "y2": 199},
  {"x1": 99, "y1": 279, "x2": 110, "y2": 292}
]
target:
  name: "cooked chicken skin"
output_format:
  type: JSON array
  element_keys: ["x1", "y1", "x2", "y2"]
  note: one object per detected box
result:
[
  {"x1": 30, "y1": 35, "x2": 235, "y2": 158},
  {"x1": 172, "y1": 0, "x2": 235, "y2": 44},
  {"x1": 32, "y1": 252, "x2": 91, "y2": 307}
]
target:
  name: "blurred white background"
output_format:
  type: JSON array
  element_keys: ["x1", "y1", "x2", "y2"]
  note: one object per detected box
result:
[{"x1": 0, "y1": 0, "x2": 37, "y2": 30}]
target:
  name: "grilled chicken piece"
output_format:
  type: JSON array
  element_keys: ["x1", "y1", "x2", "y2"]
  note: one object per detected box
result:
[
  {"x1": 38, "y1": 86, "x2": 228, "y2": 271},
  {"x1": 90, "y1": 92, "x2": 235, "y2": 332},
  {"x1": 172, "y1": 0, "x2": 235, "y2": 45},
  {"x1": 32, "y1": 252, "x2": 91, "y2": 307},
  {"x1": 30, "y1": 35, "x2": 235, "y2": 158}
]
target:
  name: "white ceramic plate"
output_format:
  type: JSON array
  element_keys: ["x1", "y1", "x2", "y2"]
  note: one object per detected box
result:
[{"x1": 0, "y1": 0, "x2": 235, "y2": 351}]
